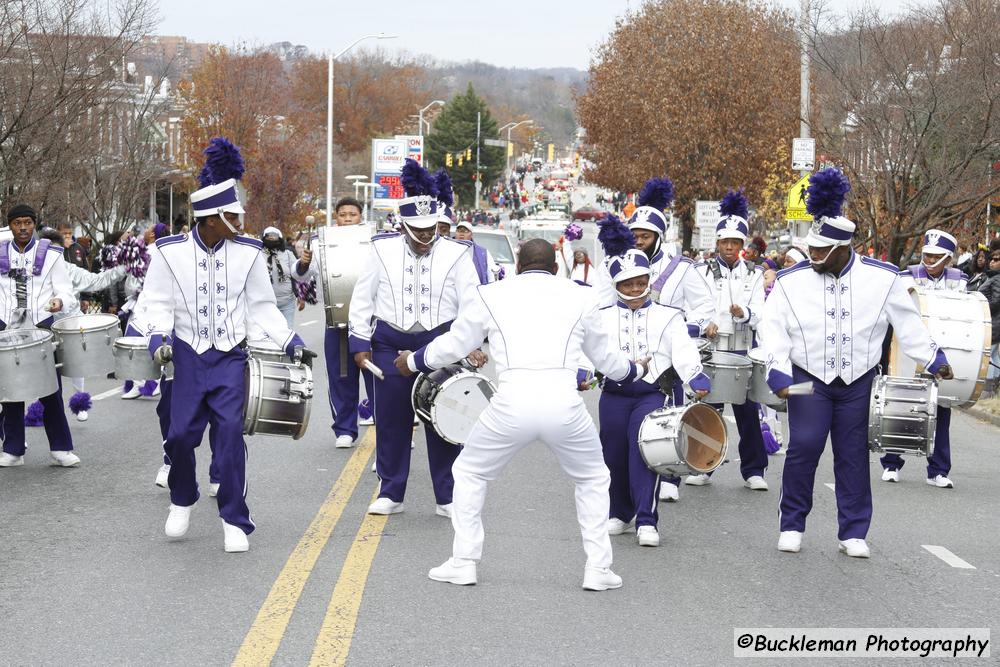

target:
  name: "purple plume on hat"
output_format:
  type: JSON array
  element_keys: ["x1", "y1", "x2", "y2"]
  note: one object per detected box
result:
[
  {"x1": 637, "y1": 177, "x2": 674, "y2": 211},
  {"x1": 597, "y1": 214, "x2": 636, "y2": 257},
  {"x1": 564, "y1": 223, "x2": 583, "y2": 241},
  {"x1": 719, "y1": 188, "x2": 749, "y2": 219},
  {"x1": 198, "y1": 137, "x2": 245, "y2": 187},
  {"x1": 401, "y1": 158, "x2": 437, "y2": 198},
  {"x1": 434, "y1": 169, "x2": 454, "y2": 207},
  {"x1": 806, "y1": 168, "x2": 851, "y2": 220}
]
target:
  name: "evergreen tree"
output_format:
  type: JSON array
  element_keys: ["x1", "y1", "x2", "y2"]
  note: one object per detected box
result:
[{"x1": 425, "y1": 84, "x2": 505, "y2": 207}]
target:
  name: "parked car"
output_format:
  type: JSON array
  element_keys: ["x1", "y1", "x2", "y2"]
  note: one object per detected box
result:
[
  {"x1": 473, "y1": 229, "x2": 517, "y2": 278},
  {"x1": 572, "y1": 205, "x2": 608, "y2": 222}
]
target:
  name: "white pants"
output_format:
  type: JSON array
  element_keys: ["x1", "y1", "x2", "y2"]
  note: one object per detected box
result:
[{"x1": 451, "y1": 372, "x2": 613, "y2": 568}]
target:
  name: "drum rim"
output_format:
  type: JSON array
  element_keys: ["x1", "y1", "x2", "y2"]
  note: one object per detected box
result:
[
  {"x1": 411, "y1": 366, "x2": 496, "y2": 446},
  {"x1": 705, "y1": 351, "x2": 753, "y2": 368},
  {"x1": 113, "y1": 336, "x2": 151, "y2": 349},
  {"x1": 51, "y1": 313, "x2": 120, "y2": 333},
  {"x1": 637, "y1": 403, "x2": 728, "y2": 475},
  {"x1": 0, "y1": 328, "x2": 54, "y2": 349}
]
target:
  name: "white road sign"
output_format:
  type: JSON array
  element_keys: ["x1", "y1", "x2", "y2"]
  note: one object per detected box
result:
[{"x1": 792, "y1": 138, "x2": 816, "y2": 171}]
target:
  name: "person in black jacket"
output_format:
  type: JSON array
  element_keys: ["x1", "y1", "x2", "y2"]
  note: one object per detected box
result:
[{"x1": 977, "y1": 247, "x2": 1000, "y2": 397}]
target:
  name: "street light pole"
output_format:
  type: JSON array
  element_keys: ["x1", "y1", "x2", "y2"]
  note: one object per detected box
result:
[
  {"x1": 500, "y1": 120, "x2": 533, "y2": 179},
  {"x1": 418, "y1": 99, "x2": 445, "y2": 140},
  {"x1": 327, "y1": 33, "x2": 397, "y2": 226}
]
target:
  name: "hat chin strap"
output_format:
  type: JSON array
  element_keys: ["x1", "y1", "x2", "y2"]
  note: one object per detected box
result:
[
  {"x1": 923, "y1": 254, "x2": 950, "y2": 269},
  {"x1": 616, "y1": 286, "x2": 650, "y2": 302},
  {"x1": 809, "y1": 245, "x2": 838, "y2": 266},
  {"x1": 402, "y1": 223, "x2": 437, "y2": 247},
  {"x1": 217, "y1": 209, "x2": 240, "y2": 235}
]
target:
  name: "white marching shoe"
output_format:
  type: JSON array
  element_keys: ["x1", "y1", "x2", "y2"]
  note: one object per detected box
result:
[
  {"x1": 121, "y1": 384, "x2": 141, "y2": 400},
  {"x1": 154, "y1": 464, "x2": 170, "y2": 488},
  {"x1": 75, "y1": 410, "x2": 89, "y2": 422},
  {"x1": 165, "y1": 504, "x2": 194, "y2": 538},
  {"x1": 684, "y1": 474, "x2": 712, "y2": 486},
  {"x1": 428, "y1": 558, "x2": 477, "y2": 585},
  {"x1": 435, "y1": 503, "x2": 453, "y2": 518},
  {"x1": 659, "y1": 482, "x2": 679, "y2": 502},
  {"x1": 335, "y1": 435, "x2": 355, "y2": 449},
  {"x1": 49, "y1": 451, "x2": 81, "y2": 467},
  {"x1": 367, "y1": 497, "x2": 404, "y2": 515},
  {"x1": 881, "y1": 469, "x2": 899, "y2": 483},
  {"x1": 744, "y1": 476, "x2": 769, "y2": 491},
  {"x1": 926, "y1": 475, "x2": 954, "y2": 488},
  {"x1": 839, "y1": 538, "x2": 871, "y2": 558},
  {"x1": 0, "y1": 452, "x2": 25, "y2": 467},
  {"x1": 582, "y1": 566, "x2": 622, "y2": 591},
  {"x1": 636, "y1": 525, "x2": 660, "y2": 547},
  {"x1": 358, "y1": 415, "x2": 375, "y2": 426},
  {"x1": 208, "y1": 482, "x2": 220, "y2": 497},
  {"x1": 223, "y1": 521, "x2": 249, "y2": 553},
  {"x1": 777, "y1": 531, "x2": 803, "y2": 553},
  {"x1": 606, "y1": 517, "x2": 633, "y2": 535}
]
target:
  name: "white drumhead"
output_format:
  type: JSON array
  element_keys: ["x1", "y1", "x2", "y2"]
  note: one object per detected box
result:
[
  {"x1": 431, "y1": 374, "x2": 495, "y2": 445},
  {"x1": 114, "y1": 336, "x2": 149, "y2": 350},
  {"x1": 51, "y1": 313, "x2": 119, "y2": 333}
]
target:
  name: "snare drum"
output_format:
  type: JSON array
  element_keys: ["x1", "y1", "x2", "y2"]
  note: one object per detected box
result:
[
  {"x1": 51, "y1": 313, "x2": 118, "y2": 378},
  {"x1": 0, "y1": 329, "x2": 58, "y2": 402},
  {"x1": 747, "y1": 348, "x2": 785, "y2": 410},
  {"x1": 247, "y1": 339, "x2": 287, "y2": 364},
  {"x1": 701, "y1": 351, "x2": 752, "y2": 405},
  {"x1": 243, "y1": 357, "x2": 314, "y2": 439},
  {"x1": 637, "y1": 403, "x2": 729, "y2": 476},
  {"x1": 113, "y1": 337, "x2": 168, "y2": 380},
  {"x1": 868, "y1": 375, "x2": 937, "y2": 456},
  {"x1": 412, "y1": 365, "x2": 497, "y2": 445},
  {"x1": 889, "y1": 287, "x2": 991, "y2": 407}
]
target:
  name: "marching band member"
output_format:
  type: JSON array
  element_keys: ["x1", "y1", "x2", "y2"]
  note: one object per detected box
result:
[
  {"x1": 880, "y1": 229, "x2": 966, "y2": 488},
  {"x1": 0, "y1": 205, "x2": 80, "y2": 468},
  {"x1": 453, "y1": 220, "x2": 501, "y2": 284},
  {"x1": 133, "y1": 137, "x2": 309, "y2": 553},
  {"x1": 598, "y1": 236, "x2": 710, "y2": 547},
  {"x1": 348, "y1": 159, "x2": 481, "y2": 517},
  {"x1": 295, "y1": 197, "x2": 377, "y2": 447},
  {"x1": 395, "y1": 238, "x2": 648, "y2": 590},
  {"x1": 120, "y1": 224, "x2": 169, "y2": 399},
  {"x1": 759, "y1": 168, "x2": 952, "y2": 558},
  {"x1": 688, "y1": 190, "x2": 768, "y2": 490}
]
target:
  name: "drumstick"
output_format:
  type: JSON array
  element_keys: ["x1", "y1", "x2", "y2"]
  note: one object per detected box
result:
[
  {"x1": 785, "y1": 381, "x2": 814, "y2": 396},
  {"x1": 363, "y1": 359, "x2": 385, "y2": 381}
]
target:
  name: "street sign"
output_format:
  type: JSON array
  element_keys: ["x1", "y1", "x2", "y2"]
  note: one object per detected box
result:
[
  {"x1": 694, "y1": 200, "x2": 720, "y2": 251},
  {"x1": 792, "y1": 138, "x2": 816, "y2": 171},
  {"x1": 786, "y1": 173, "x2": 813, "y2": 222},
  {"x1": 484, "y1": 139, "x2": 506, "y2": 148},
  {"x1": 394, "y1": 135, "x2": 424, "y2": 166},
  {"x1": 371, "y1": 138, "x2": 407, "y2": 207}
]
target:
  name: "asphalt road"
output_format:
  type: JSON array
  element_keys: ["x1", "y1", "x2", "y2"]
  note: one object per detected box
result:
[{"x1": 2, "y1": 283, "x2": 998, "y2": 664}]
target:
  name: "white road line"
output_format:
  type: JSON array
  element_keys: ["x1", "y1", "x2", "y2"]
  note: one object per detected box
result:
[
  {"x1": 824, "y1": 483, "x2": 835, "y2": 491},
  {"x1": 922, "y1": 545, "x2": 976, "y2": 569},
  {"x1": 300, "y1": 320, "x2": 318, "y2": 326},
  {"x1": 91, "y1": 387, "x2": 123, "y2": 401}
]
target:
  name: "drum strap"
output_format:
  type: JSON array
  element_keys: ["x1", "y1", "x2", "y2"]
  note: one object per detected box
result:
[
  {"x1": 32, "y1": 240, "x2": 51, "y2": 275},
  {"x1": 651, "y1": 254, "x2": 683, "y2": 295},
  {"x1": 339, "y1": 328, "x2": 349, "y2": 377},
  {"x1": 0, "y1": 240, "x2": 9, "y2": 274}
]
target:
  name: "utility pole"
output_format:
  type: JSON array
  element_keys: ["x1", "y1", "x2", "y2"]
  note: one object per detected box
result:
[
  {"x1": 799, "y1": 0, "x2": 811, "y2": 154},
  {"x1": 475, "y1": 111, "x2": 481, "y2": 209}
]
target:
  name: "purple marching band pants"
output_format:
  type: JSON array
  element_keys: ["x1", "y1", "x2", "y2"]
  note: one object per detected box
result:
[
  {"x1": 157, "y1": 376, "x2": 220, "y2": 485},
  {"x1": 324, "y1": 326, "x2": 376, "y2": 439},
  {"x1": 368, "y1": 320, "x2": 460, "y2": 505},
  {"x1": 598, "y1": 384, "x2": 664, "y2": 528},
  {"x1": 163, "y1": 340, "x2": 254, "y2": 534},
  {"x1": 780, "y1": 365, "x2": 878, "y2": 540}
]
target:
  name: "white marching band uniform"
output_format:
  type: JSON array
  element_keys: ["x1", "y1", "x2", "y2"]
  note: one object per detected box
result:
[{"x1": 699, "y1": 254, "x2": 765, "y2": 352}]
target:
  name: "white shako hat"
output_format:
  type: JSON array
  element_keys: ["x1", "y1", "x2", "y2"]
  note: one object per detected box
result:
[
  {"x1": 608, "y1": 248, "x2": 651, "y2": 284},
  {"x1": 397, "y1": 158, "x2": 439, "y2": 229},
  {"x1": 921, "y1": 229, "x2": 957, "y2": 256},
  {"x1": 716, "y1": 188, "x2": 749, "y2": 242},
  {"x1": 190, "y1": 137, "x2": 246, "y2": 217}
]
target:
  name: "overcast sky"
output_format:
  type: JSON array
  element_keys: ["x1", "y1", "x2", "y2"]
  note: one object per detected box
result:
[{"x1": 156, "y1": 0, "x2": 925, "y2": 70}]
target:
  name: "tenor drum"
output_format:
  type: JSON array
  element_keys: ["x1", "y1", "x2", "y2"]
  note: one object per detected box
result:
[
  {"x1": 747, "y1": 348, "x2": 786, "y2": 411},
  {"x1": 113, "y1": 337, "x2": 170, "y2": 380},
  {"x1": 701, "y1": 351, "x2": 752, "y2": 405},
  {"x1": 51, "y1": 313, "x2": 118, "y2": 378},
  {"x1": 317, "y1": 224, "x2": 372, "y2": 328},
  {"x1": 412, "y1": 365, "x2": 497, "y2": 445},
  {"x1": 868, "y1": 375, "x2": 937, "y2": 457},
  {"x1": 889, "y1": 287, "x2": 991, "y2": 407},
  {"x1": 0, "y1": 329, "x2": 58, "y2": 402},
  {"x1": 638, "y1": 403, "x2": 729, "y2": 476},
  {"x1": 243, "y1": 357, "x2": 314, "y2": 440},
  {"x1": 247, "y1": 339, "x2": 287, "y2": 364}
]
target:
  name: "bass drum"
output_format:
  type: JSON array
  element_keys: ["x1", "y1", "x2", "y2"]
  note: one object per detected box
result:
[
  {"x1": 868, "y1": 375, "x2": 937, "y2": 457},
  {"x1": 317, "y1": 224, "x2": 372, "y2": 328},
  {"x1": 0, "y1": 329, "x2": 58, "y2": 402},
  {"x1": 243, "y1": 357, "x2": 314, "y2": 440},
  {"x1": 412, "y1": 365, "x2": 497, "y2": 445},
  {"x1": 638, "y1": 403, "x2": 728, "y2": 477},
  {"x1": 889, "y1": 287, "x2": 991, "y2": 407}
]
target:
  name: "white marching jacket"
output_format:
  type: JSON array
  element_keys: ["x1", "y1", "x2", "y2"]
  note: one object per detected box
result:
[
  {"x1": 0, "y1": 238, "x2": 77, "y2": 327},
  {"x1": 697, "y1": 258, "x2": 765, "y2": 351},
  {"x1": 759, "y1": 253, "x2": 941, "y2": 388},
  {"x1": 59, "y1": 264, "x2": 125, "y2": 318},
  {"x1": 599, "y1": 301, "x2": 704, "y2": 386},
  {"x1": 594, "y1": 249, "x2": 714, "y2": 335},
  {"x1": 410, "y1": 270, "x2": 639, "y2": 384},
  {"x1": 348, "y1": 233, "x2": 481, "y2": 351},
  {"x1": 133, "y1": 228, "x2": 297, "y2": 355}
]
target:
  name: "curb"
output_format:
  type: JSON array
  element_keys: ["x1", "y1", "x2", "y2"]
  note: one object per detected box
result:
[{"x1": 958, "y1": 405, "x2": 1000, "y2": 429}]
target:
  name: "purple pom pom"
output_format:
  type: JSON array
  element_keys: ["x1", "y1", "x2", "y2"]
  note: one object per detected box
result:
[
  {"x1": 200, "y1": 137, "x2": 245, "y2": 186},
  {"x1": 99, "y1": 244, "x2": 121, "y2": 270},
  {"x1": 597, "y1": 214, "x2": 636, "y2": 257},
  {"x1": 400, "y1": 158, "x2": 437, "y2": 198},
  {"x1": 434, "y1": 169, "x2": 454, "y2": 207},
  {"x1": 357, "y1": 398, "x2": 373, "y2": 421},
  {"x1": 293, "y1": 278, "x2": 318, "y2": 305},
  {"x1": 719, "y1": 188, "x2": 749, "y2": 219},
  {"x1": 564, "y1": 223, "x2": 583, "y2": 241},
  {"x1": 806, "y1": 168, "x2": 851, "y2": 220},
  {"x1": 69, "y1": 392, "x2": 92, "y2": 415},
  {"x1": 637, "y1": 177, "x2": 674, "y2": 211},
  {"x1": 761, "y1": 422, "x2": 781, "y2": 454},
  {"x1": 25, "y1": 401, "x2": 45, "y2": 426}
]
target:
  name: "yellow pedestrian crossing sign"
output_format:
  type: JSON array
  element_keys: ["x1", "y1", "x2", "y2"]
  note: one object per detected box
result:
[{"x1": 786, "y1": 173, "x2": 813, "y2": 222}]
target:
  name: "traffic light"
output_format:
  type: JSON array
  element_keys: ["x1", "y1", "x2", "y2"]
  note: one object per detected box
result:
[
  {"x1": 445, "y1": 153, "x2": 453, "y2": 167},
  {"x1": 466, "y1": 148, "x2": 472, "y2": 160},
  {"x1": 457, "y1": 155, "x2": 463, "y2": 166}
]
